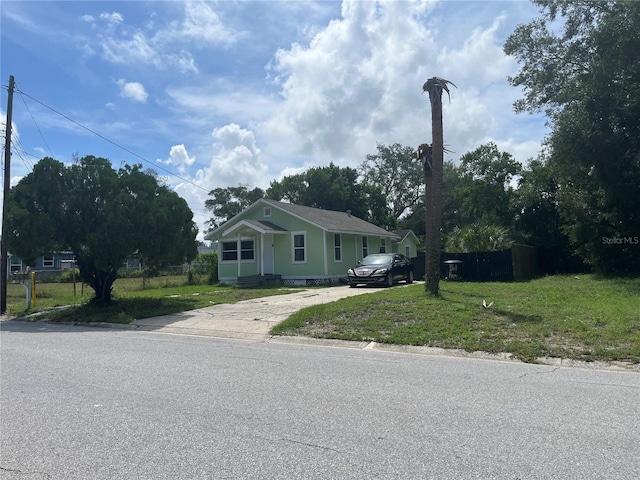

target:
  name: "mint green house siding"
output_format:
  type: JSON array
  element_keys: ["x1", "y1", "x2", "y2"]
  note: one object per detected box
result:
[
  {"x1": 391, "y1": 230, "x2": 420, "y2": 258},
  {"x1": 205, "y1": 199, "x2": 404, "y2": 285}
]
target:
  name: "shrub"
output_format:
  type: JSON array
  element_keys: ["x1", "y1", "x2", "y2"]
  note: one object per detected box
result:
[{"x1": 191, "y1": 252, "x2": 218, "y2": 284}]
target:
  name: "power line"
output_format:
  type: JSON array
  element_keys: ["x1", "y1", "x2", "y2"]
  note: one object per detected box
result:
[
  {"x1": 14, "y1": 87, "x2": 210, "y2": 194},
  {"x1": 17, "y1": 89, "x2": 54, "y2": 158},
  {"x1": 10, "y1": 131, "x2": 36, "y2": 171}
]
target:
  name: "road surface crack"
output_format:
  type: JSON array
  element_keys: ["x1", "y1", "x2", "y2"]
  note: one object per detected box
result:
[
  {"x1": 519, "y1": 367, "x2": 560, "y2": 378},
  {"x1": 279, "y1": 437, "x2": 343, "y2": 454},
  {"x1": 1, "y1": 466, "x2": 53, "y2": 478}
]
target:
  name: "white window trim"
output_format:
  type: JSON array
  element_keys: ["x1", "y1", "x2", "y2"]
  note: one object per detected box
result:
[
  {"x1": 221, "y1": 237, "x2": 256, "y2": 263},
  {"x1": 380, "y1": 238, "x2": 387, "y2": 253},
  {"x1": 221, "y1": 240, "x2": 238, "y2": 263},
  {"x1": 362, "y1": 236, "x2": 369, "y2": 258},
  {"x1": 240, "y1": 238, "x2": 256, "y2": 262},
  {"x1": 292, "y1": 231, "x2": 307, "y2": 264},
  {"x1": 334, "y1": 233, "x2": 342, "y2": 262},
  {"x1": 43, "y1": 255, "x2": 54, "y2": 267},
  {"x1": 263, "y1": 207, "x2": 272, "y2": 218}
]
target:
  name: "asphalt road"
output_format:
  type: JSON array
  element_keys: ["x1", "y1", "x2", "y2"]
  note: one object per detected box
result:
[{"x1": 2, "y1": 320, "x2": 639, "y2": 479}]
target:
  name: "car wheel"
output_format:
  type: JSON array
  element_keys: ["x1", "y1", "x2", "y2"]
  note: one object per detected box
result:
[
  {"x1": 349, "y1": 281, "x2": 357, "y2": 288},
  {"x1": 386, "y1": 273, "x2": 394, "y2": 287},
  {"x1": 406, "y1": 271, "x2": 414, "y2": 284}
]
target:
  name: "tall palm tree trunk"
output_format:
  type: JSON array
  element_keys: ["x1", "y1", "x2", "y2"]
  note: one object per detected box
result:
[{"x1": 423, "y1": 77, "x2": 455, "y2": 296}]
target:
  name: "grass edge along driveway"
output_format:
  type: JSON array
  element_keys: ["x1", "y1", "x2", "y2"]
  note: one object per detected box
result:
[{"x1": 270, "y1": 275, "x2": 640, "y2": 364}]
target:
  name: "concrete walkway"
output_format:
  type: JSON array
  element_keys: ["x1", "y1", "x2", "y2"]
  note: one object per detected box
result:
[{"x1": 132, "y1": 284, "x2": 393, "y2": 341}]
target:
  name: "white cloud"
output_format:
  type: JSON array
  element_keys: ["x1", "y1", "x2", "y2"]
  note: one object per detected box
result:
[
  {"x1": 437, "y1": 15, "x2": 513, "y2": 85},
  {"x1": 116, "y1": 79, "x2": 148, "y2": 103},
  {"x1": 200, "y1": 123, "x2": 267, "y2": 188},
  {"x1": 263, "y1": 0, "x2": 437, "y2": 169},
  {"x1": 166, "y1": 82, "x2": 279, "y2": 128},
  {"x1": 275, "y1": 166, "x2": 307, "y2": 181},
  {"x1": 257, "y1": 0, "x2": 545, "y2": 179},
  {"x1": 93, "y1": 0, "x2": 240, "y2": 73},
  {"x1": 180, "y1": 0, "x2": 240, "y2": 45},
  {"x1": 99, "y1": 11, "x2": 124, "y2": 25},
  {"x1": 159, "y1": 144, "x2": 196, "y2": 173}
]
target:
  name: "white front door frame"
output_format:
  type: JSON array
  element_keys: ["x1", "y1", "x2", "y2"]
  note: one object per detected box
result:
[{"x1": 263, "y1": 233, "x2": 274, "y2": 275}]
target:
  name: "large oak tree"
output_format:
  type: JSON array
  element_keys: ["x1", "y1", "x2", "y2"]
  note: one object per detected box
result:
[
  {"x1": 359, "y1": 143, "x2": 424, "y2": 221},
  {"x1": 505, "y1": 0, "x2": 640, "y2": 274},
  {"x1": 6, "y1": 156, "x2": 198, "y2": 303}
]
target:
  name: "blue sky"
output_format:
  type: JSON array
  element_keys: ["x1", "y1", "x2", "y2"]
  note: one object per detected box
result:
[{"x1": 1, "y1": 0, "x2": 548, "y2": 241}]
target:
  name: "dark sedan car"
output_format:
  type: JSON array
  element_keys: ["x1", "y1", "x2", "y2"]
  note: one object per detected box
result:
[{"x1": 347, "y1": 253, "x2": 414, "y2": 287}]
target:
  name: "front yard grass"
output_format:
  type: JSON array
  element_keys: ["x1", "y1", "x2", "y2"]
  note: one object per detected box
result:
[
  {"x1": 270, "y1": 275, "x2": 640, "y2": 363},
  {"x1": 7, "y1": 276, "x2": 298, "y2": 324}
]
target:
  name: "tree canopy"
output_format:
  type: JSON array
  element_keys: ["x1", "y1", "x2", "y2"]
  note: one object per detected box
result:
[
  {"x1": 6, "y1": 156, "x2": 198, "y2": 303},
  {"x1": 399, "y1": 143, "x2": 522, "y2": 243},
  {"x1": 445, "y1": 223, "x2": 513, "y2": 253},
  {"x1": 456, "y1": 142, "x2": 522, "y2": 229},
  {"x1": 205, "y1": 185, "x2": 265, "y2": 230},
  {"x1": 266, "y1": 163, "x2": 389, "y2": 227},
  {"x1": 358, "y1": 143, "x2": 423, "y2": 221},
  {"x1": 505, "y1": 0, "x2": 640, "y2": 274}
]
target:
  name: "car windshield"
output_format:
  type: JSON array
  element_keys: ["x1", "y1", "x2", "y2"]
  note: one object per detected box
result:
[{"x1": 361, "y1": 254, "x2": 393, "y2": 266}]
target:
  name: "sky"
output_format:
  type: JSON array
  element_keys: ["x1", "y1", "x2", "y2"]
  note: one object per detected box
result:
[{"x1": 1, "y1": 0, "x2": 549, "y2": 242}]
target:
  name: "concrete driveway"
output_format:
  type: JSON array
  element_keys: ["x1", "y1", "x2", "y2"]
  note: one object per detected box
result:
[{"x1": 132, "y1": 284, "x2": 399, "y2": 341}]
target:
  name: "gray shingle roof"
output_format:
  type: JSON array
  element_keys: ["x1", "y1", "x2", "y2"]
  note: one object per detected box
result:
[
  {"x1": 391, "y1": 229, "x2": 412, "y2": 243},
  {"x1": 263, "y1": 199, "x2": 399, "y2": 239},
  {"x1": 241, "y1": 219, "x2": 287, "y2": 233}
]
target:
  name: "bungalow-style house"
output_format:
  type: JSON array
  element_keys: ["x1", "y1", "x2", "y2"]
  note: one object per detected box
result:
[
  {"x1": 205, "y1": 198, "x2": 402, "y2": 286},
  {"x1": 391, "y1": 229, "x2": 421, "y2": 258}
]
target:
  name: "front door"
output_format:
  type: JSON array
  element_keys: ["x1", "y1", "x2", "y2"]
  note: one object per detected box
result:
[{"x1": 263, "y1": 234, "x2": 274, "y2": 274}]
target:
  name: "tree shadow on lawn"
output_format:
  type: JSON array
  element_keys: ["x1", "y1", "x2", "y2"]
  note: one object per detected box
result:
[
  {"x1": 46, "y1": 296, "x2": 200, "y2": 324},
  {"x1": 440, "y1": 292, "x2": 544, "y2": 324},
  {"x1": 594, "y1": 276, "x2": 640, "y2": 296},
  {"x1": 491, "y1": 309, "x2": 544, "y2": 324}
]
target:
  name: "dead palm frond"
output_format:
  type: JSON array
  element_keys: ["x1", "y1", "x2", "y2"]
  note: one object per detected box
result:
[
  {"x1": 482, "y1": 299, "x2": 494, "y2": 309},
  {"x1": 422, "y1": 77, "x2": 457, "y2": 103}
]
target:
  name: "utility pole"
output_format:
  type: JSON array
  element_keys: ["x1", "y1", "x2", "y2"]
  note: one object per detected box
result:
[{"x1": 1, "y1": 75, "x2": 15, "y2": 314}]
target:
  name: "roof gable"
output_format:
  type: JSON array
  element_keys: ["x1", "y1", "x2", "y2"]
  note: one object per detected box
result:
[{"x1": 391, "y1": 229, "x2": 420, "y2": 244}]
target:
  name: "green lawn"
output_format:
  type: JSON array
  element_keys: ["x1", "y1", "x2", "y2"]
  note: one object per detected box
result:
[
  {"x1": 8, "y1": 274, "x2": 639, "y2": 364},
  {"x1": 6, "y1": 276, "x2": 299, "y2": 324},
  {"x1": 270, "y1": 275, "x2": 640, "y2": 363}
]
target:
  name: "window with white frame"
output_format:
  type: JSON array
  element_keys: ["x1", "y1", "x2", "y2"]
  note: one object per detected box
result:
[
  {"x1": 43, "y1": 255, "x2": 54, "y2": 267},
  {"x1": 380, "y1": 238, "x2": 387, "y2": 253},
  {"x1": 222, "y1": 242, "x2": 238, "y2": 261},
  {"x1": 334, "y1": 234, "x2": 342, "y2": 262},
  {"x1": 362, "y1": 236, "x2": 368, "y2": 257},
  {"x1": 222, "y1": 239, "x2": 255, "y2": 262},
  {"x1": 240, "y1": 240, "x2": 255, "y2": 260},
  {"x1": 264, "y1": 207, "x2": 271, "y2": 217},
  {"x1": 292, "y1": 232, "x2": 306, "y2": 263}
]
